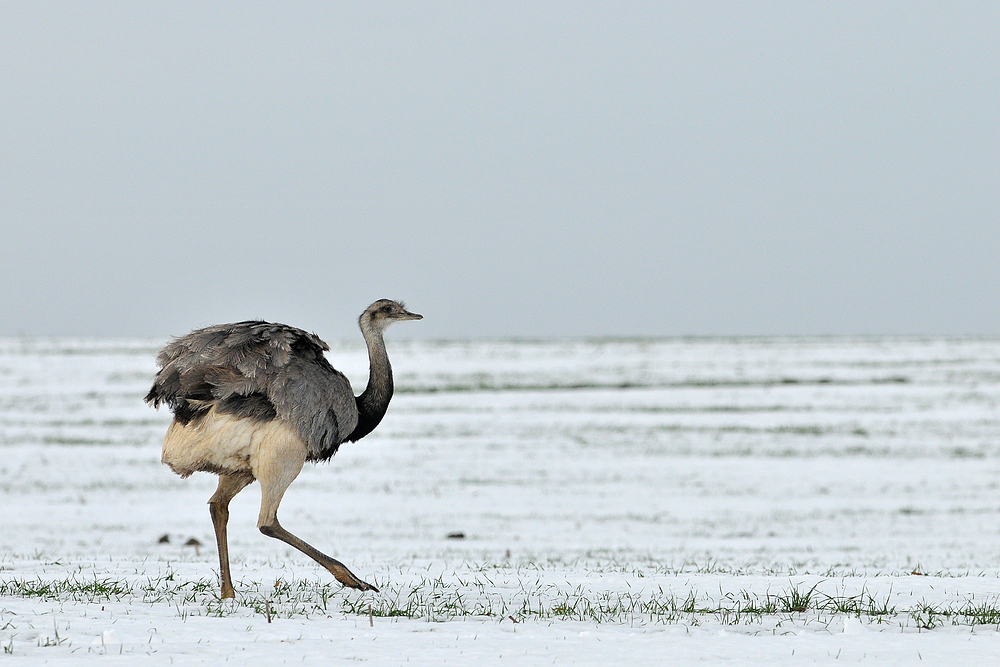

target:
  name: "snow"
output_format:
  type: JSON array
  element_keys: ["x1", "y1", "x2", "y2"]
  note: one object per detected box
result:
[{"x1": 2, "y1": 336, "x2": 1000, "y2": 664}]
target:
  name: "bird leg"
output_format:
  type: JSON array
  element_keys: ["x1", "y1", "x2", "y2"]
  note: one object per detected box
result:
[
  {"x1": 253, "y1": 439, "x2": 378, "y2": 593},
  {"x1": 258, "y1": 520, "x2": 378, "y2": 592},
  {"x1": 208, "y1": 473, "x2": 252, "y2": 599}
]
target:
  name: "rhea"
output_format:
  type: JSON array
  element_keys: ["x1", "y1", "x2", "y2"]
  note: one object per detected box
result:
[{"x1": 145, "y1": 299, "x2": 421, "y2": 598}]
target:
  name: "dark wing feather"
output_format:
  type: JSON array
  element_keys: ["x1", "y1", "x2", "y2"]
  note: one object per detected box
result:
[{"x1": 146, "y1": 321, "x2": 358, "y2": 456}]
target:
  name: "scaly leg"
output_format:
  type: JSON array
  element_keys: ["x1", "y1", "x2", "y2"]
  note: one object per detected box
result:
[
  {"x1": 209, "y1": 473, "x2": 253, "y2": 599},
  {"x1": 253, "y1": 440, "x2": 378, "y2": 592},
  {"x1": 258, "y1": 521, "x2": 378, "y2": 592}
]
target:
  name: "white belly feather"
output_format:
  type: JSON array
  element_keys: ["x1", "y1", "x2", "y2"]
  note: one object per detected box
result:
[{"x1": 162, "y1": 409, "x2": 306, "y2": 480}]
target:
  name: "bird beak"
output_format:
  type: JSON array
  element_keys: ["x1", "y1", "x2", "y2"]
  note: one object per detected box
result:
[{"x1": 402, "y1": 310, "x2": 423, "y2": 321}]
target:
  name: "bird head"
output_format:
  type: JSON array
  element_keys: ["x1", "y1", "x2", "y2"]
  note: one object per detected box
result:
[{"x1": 359, "y1": 299, "x2": 422, "y2": 333}]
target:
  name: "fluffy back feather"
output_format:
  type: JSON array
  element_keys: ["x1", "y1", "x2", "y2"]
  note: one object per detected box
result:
[{"x1": 146, "y1": 321, "x2": 359, "y2": 459}]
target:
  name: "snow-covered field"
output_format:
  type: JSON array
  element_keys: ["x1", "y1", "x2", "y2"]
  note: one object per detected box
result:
[{"x1": 3, "y1": 336, "x2": 1000, "y2": 664}]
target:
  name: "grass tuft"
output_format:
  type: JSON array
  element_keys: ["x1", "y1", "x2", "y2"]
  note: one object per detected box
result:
[{"x1": 2, "y1": 564, "x2": 998, "y2": 630}]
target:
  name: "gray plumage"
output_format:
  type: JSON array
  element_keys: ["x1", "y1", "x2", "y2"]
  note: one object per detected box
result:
[{"x1": 146, "y1": 320, "x2": 358, "y2": 460}]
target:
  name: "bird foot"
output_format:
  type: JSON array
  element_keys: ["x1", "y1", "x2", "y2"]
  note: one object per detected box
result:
[
  {"x1": 329, "y1": 564, "x2": 379, "y2": 592},
  {"x1": 350, "y1": 578, "x2": 379, "y2": 593},
  {"x1": 337, "y1": 573, "x2": 379, "y2": 593}
]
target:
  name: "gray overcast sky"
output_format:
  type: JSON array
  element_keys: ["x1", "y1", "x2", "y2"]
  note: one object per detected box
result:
[{"x1": 1, "y1": 2, "x2": 998, "y2": 339}]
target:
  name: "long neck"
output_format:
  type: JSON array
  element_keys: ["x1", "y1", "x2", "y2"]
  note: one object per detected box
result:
[{"x1": 346, "y1": 324, "x2": 393, "y2": 442}]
